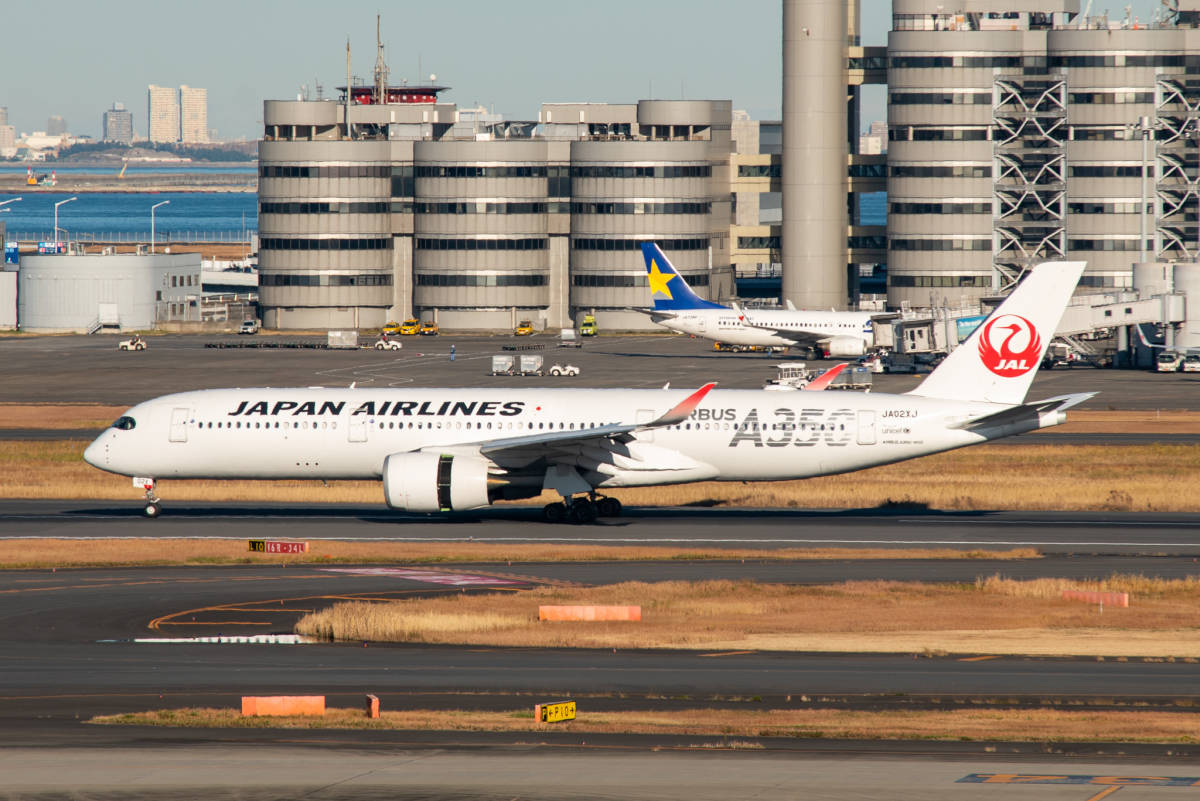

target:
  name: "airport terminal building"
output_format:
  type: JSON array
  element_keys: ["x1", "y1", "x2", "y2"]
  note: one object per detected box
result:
[
  {"x1": 259, "y1": 95, "x2": 732, "y2": 330},
  {"x1": 258, "y1": 1, "x2": 1200, "y2": 330}
]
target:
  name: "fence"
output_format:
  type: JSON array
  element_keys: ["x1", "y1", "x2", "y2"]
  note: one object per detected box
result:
[{"x1": 10, "y1": 230, "x2": 255, "y2": 244}]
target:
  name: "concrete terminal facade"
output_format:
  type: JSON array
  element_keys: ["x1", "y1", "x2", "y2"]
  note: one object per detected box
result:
[
  {"x1": 886, "y1": 0, "x2": 1200, "y2": 307},
  {"x1": 259, "y1": 95, "x2": 731, "y2": 331}
]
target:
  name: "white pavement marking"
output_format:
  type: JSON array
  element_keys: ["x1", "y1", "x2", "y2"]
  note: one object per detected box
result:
[{"x1": 322, "y1": 567, "x2": 522, "y2": 585}]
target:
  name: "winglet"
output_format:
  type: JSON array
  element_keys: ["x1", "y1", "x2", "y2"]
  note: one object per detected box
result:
[
  {"x1": 803, "y1": 362, "x2": 848, "y2": 391},
  {"x1": 647, "y1": 382, "x2": 717, "y2": 427}
]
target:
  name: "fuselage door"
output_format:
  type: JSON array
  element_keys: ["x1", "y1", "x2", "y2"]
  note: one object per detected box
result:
[
  {"x1": 856, "y1": 410, "x2": 876, "y2": 445},
  {"x1": 169, "y1": 407, "x2": 189, "y2": 443},
  {"x1": 349, "y1": 416, "x2": 368, "y2": 443}
]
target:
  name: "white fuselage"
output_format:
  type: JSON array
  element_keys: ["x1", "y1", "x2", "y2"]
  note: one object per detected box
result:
[
  {"x1": 656, "y1": 308, "x2": 876, "y2": 350},
  {"x1": 85, "y1": 386, "x2": 1058, "y2": 489}
]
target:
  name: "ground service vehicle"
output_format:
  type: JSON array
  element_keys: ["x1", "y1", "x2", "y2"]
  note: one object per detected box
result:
[
  {"x1": 514, "y1": 320, "x2": 534, "y2": 336},
  {"x1": 713, "y1": 342, "x2": 786, "y2": 354},
  {"x1": 419, "y1": 321, "x2": 439, "y2": 336},
  {"x1": 1183, "y1": 353, "x2": 1200, "y2": 372},
  {"x1": 1157, "y1": 351, "x2": 1184, "y2": 372},
  {"x1": 398, "y1": 319, "x2": 420, "y2": 335},
  {"x1": 117, "y1": 337, "x2": 146, "y2": 351},
  {"x1": 239, "y1": 320, "x2": 260, "y2": 335},
  {"x1": 579, "y1": 315, "x2": 598, "y2": 336},
  {"x1": 374, "y1": 339, "x2": 402, "y2": 351},
  {"x1": 548, "y1": 364, "x2": 580, "y2": 376},
  {"x1": 381, "y1": 321, "x2": 402, "y2": 336},
  {"x1": 86, "y1": 261, "x2": 1091, "y2": 522}
]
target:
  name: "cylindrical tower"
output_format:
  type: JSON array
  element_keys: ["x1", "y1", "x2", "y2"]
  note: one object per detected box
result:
[{"x1": 783, "y1": 0, "x2": 849, "y2": 310}]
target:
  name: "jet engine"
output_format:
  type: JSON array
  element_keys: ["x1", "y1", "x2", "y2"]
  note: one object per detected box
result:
[
  {"x1": 824, "y1": 336, "x2": 867, "y2": 358},
  {"x1": 382, "y1": 452, "x2": 491, "y2": 513}
]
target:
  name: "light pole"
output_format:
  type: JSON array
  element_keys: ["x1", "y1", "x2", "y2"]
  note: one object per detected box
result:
[
  {"x1": 53, "y1": 197, "x2": 77, "y2": 244},
  {"x1": 1132, "y1": 115, "x2": 1155, "y2": 264},
  {"x1": 150, "y1": 200, "x2": 170, "y2": 253}
]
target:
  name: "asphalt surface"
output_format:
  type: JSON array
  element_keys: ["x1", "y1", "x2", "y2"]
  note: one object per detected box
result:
[
  {"x1": 3, "y1": 332, "x2": 1200, "y2": 409},
  {"x1": 5, "y1": 501, "x2": 1200, "y2": 556}
]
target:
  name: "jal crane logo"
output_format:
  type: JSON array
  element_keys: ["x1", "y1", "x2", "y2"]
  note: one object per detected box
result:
[{"x1": 977, "y1": 314, "x2": 1042, "y2": 377}]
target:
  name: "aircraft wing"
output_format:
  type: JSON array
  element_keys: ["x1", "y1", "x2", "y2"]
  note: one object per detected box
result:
[
  {"x1": 803, "y1": 362, "x2": 848, "y2": 391},
  {"x1": 622, "y1": 306, "x2": 681, "y2": 324},
  {"x1": 418, "y1": 383, "x2": 717, "y2": 469},
  {"x1": 947, "y1": 392, "x2": 1096, "y2": 432},
  {"x1": 737, "y1": 320, "x2": 828, "y2": 346}
]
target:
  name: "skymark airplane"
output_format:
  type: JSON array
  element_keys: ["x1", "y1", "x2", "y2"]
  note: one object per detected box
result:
[
  {"x1": 85, "y1": 260, "x2": 1089, "y2": 523},
  {"x1": 640, "y1": 242, "x2": 877, "y2": 356}
]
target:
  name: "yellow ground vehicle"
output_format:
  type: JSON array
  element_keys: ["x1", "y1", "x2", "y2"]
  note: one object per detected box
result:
[
  {"x1": 579, "y1": 314, "x2": 598, "y2": 336},
  {"x1": 381, "y1": 321, "x2": 402, "y2": 336},
  {"x1": 514, "y1": 320, "x2": 534, "y2": 336},
  {"x1": 398, "y1": 318, "x2": 421, "y2": 335},
  {"x1": 419, "y1": 320, "x2": 440, "y2": 336}
]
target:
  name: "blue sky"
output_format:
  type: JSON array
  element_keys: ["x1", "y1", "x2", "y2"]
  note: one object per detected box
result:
[{"x1": 1, "y1": 0, "x2": 1165, "y2": 142}]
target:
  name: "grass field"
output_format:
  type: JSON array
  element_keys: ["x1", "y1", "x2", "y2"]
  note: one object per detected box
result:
[
  {"x1": 88, "y1": 706, "x2": 1200, "y2": 743},
  {"x1": 294, "y1": 577, "x2": 1200, "y2": 657},
  {"x1": 3, "y1": 438, "x2": 1199, "y2": 512},
  {"x1": 0, "y1": 539, "x2": 1037, "y2": 569}
]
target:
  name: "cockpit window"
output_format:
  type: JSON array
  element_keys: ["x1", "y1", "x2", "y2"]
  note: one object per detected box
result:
[{"x1": 112, "y1": 416, "x2": 136, "y2": 431}]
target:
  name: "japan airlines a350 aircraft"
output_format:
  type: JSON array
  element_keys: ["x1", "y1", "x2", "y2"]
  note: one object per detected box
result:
[
  {"x1": 85, "y1": 260, "x2": 1090, "y2": 523},
  {"x1": 640, "y1": 243, "x2": 877, "y2": 357}
]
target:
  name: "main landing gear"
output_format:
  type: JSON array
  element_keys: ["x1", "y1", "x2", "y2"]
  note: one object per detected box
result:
[
  {"x1": 141, "y1": 479, "x2": 162, "y2": 518},
  {"x1": 542, "y1": 493, "x2": 622, "y2": 524}
]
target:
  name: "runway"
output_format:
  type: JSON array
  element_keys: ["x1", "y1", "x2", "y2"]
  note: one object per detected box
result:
[{"x1": 4, "y1": 500, "x2": 1200, "y2": 556}]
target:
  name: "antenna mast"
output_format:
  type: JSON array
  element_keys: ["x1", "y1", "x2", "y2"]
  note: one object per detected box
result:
[
  {"x1": 374, "y1": 14, "x2": 389, "y2": 105},
  {"x1": 345, "y1": 38, "x2": 352, "y2": 139}
]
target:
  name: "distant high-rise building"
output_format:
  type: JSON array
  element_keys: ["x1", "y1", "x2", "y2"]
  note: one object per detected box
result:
[
  {"x1": 0, "y1": 107, "x2": 8, "y2": 126},
  {"x1": 46, "y1": 115, "x2": 66, "y2": 136},
  {"x1": 103, "y1": 103, "x2": 133, "y2": 145},
  {"x1": 0, "y1": 124, "x2": 15, "y2": 158},
  {"x1": 179, "y1": 85, "x2": 208, "y2": 143},
  {"x1": 147, "y1": 85, "x2": 180, "y2": 143}
]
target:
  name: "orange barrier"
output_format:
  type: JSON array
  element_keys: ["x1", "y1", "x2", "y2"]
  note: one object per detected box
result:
[
  {"x1": 241, "y1": 695, "x2": 325, "y2": 716},
  {"x1": 365, "y1": 694, "x2": 380, "y2": 719},
  {"x1": 538, "y1": 605, "x2": 641, "y2": 622},
  {"x1": 1062, "y1": 590, "x2": 1129, "y2": 608}
]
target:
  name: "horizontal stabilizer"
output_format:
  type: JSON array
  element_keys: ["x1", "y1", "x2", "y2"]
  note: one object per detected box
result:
[{"x1": 948, "y1": 392, "x2": 1096, "y2": 431}]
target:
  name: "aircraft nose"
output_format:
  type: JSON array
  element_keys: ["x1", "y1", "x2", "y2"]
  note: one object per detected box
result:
[{"x1": 83, "y1": 434, "x2": 108, "y2": 469}]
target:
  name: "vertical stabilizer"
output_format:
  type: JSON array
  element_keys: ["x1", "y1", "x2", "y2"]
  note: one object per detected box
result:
[
  {"x1": 907, "y1": 261, "x2": 1086, "y2": 405},
  {"x1": 641, "y1": 242, "x2": 726, "y2": 311}
]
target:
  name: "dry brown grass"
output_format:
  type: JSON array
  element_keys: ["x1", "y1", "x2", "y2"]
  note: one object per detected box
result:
[
  {"x1": 0, "y1": 405, "x2": 126, "y2": 430},
  {"x1": 89, "y1": 706, "x2": 1200, "y2": 743},
  {"x1": 294, "y1": 578, "x2": 1200, "y2": 657},
  {"x1": 6, "y1": 439, "x2": 1200, "y2": 512},
  {"x1": 0, "y1": 539, "x2": 1039, "y2": 569}
]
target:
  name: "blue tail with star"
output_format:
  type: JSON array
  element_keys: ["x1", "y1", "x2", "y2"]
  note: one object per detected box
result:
[{"x1": 640, "y1": 242, "x2": 726, "y2": 311}]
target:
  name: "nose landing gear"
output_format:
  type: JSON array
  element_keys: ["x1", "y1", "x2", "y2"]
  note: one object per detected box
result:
[{"x1": 139, "y1": 478, "x2": 161, "y2": 518}]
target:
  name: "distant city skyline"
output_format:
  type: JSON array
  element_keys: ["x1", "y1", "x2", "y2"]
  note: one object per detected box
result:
[{"x1": 0, "y1": 0, "x2": 1171, "y2": 142}]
